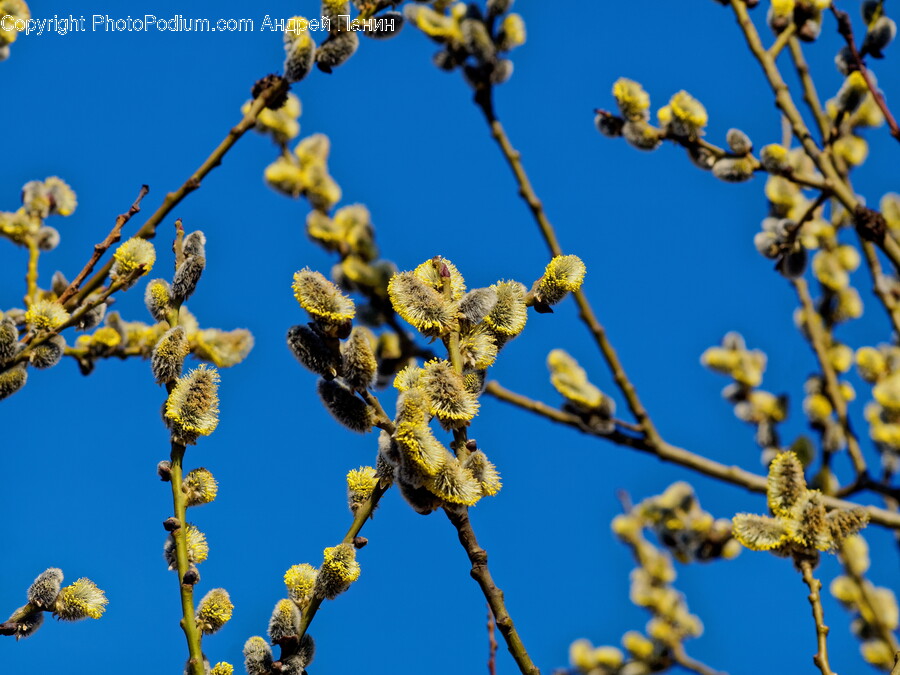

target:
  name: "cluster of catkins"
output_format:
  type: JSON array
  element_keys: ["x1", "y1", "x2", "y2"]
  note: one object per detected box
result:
[
  {"x1": 282, "y1": 2, "x2": 405, "y2": 85},
  {"x1": 0, "y1": 0, "x2": 29, "y2": 61},
  {"x1": 405, "y1": 0, "x2": 526, "y2": 87},
  {"x1": 241, "y1": 540, "x2": 367, "y2": 675},
  {"x1": 732, "y1": 451, "x2": 868, "y2": 563},
  {"x1": 701, "y1": 332, "x2": 788, "y2": 459},
  {"x1": 830, "y1": 534, "x2": 900, "y2": 670},
  {"x1": 1, "y1": 568, "x2": 107, "y2": 640},
  {"x1": 566, "y1": 483, "x2": 733, "y2": 675},
  {"x1": 857, "y1": 344, "x2": 900, "y2": 473}
]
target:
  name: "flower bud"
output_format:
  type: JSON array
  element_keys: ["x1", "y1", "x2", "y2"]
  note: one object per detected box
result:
[
  {"x1": 30, "y1": 334, "x2": 65, "y2": 369},
  {"x1": 612, "y1": 78, "x2": 651, "y2": 121},
  {"x1": 284, "y1": 17, "x2": 317, "y2": 83},
  {"x1": 341, "y1": 326, "x2": 377, "y2": 391},
  {"x1": 862, "y1": 16, "x2": 896, "y2": 58},
  {"x1": 268, "y1": 598, "x2": 300, "y2": 643},
  {"x1": 726, "y1": 128, "x2": 753, "y2": 154},
  {"x1": 388, "y1": 270, "x2": 456, "y2": 337},
  {"x1": 243, "y1": 636, "x2": 274, "y2": 675},
  {"x1": 347, "y1": 466, "x2": 378, "y2": 513},
  {"x1": 164, "y1": 523, "x2": 209, "y2": 570},
  {"x1": 0, "y1": 317, "x2": 18, "y2": 363},
  {"x1": 172, "y1": 255, "x2": 206, "y2": 303},
  {"x1": 0, "y1": 363, "x2": 27, "y2": 401},
  {"x1": 483, "y1": 280, "x2": 528, "y2": 341},
  {"x1": 144, "y1": 279, "x2": 172, "y2": 322},
  {"x1": 712, "y1": 157, "x2": 755, "y2": 183},
  {"x1": 27, "y1": 568, "x2": 63, "y2": 609},
  {"x1": 25, "y1": 299, "x2": 69, "y2": 332},
  {"x1": 317, "y1": 378, "x2": 373, "y2": 432},
  {"x1": 316, "y1": 29, "x2": 359, "y2": 73},
  {"x1": 421, "y1": 359, "x2": 480, "y2": 429},
  {"x1": 293, "y1": 268, "x2": 355, "y2": 337},
  {"x1": 534, "y1": 254, "x2": 586, "y2": 306},
  {"x1": 287, "y1": 324, "x2": 342, "y2": 379}
]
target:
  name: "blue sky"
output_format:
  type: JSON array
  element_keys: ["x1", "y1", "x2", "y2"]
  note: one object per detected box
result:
[{"x1": 2, "y1": 1, "x2": 899, "y2": 674}]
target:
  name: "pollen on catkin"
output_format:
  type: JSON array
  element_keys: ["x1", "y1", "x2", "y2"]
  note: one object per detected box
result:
[
  {"x1": 612, "y1": 78, "x2": 651, "y2": 121},
  {"x1": 388, "y1": 270, "x2": 456, "y2": 336},
  {"x1": 394, "y1": 418, "x2": 448, "y2": 476},
  {"x1": 110, "y1": 238, "x2": 156, "y2": 286},
  {"x1": 210, "y1": 663, "x2": 234, "y2": 675},
  {"x1": 459, "y1": 324, "x2": 499, "y2": 370},
  {"x1": 164, "y1": 523, "x2": 209, "y2": 569},
  {"x1": 27, "y1": 568, "x2": 63, "y2": 609},
  {"x1": 284, "y1": 563, "x2": 318, "y2": 609},
  {"x1": 315, "y1": 543, "x2": 361, "y2": 599},
  {"x1": 183, "y1": 467, "x2": 218, "y2": 507},
  {"x1": 421, "y1": 359, "x2": 479, "y2": 428},
  {"x1": 535, "y1": 254, "x2": 586, "y2": 305},
  {"x1": 463, "y1": 450, "x2": 502, "y2": 497},
  {"x1": 195, "y1": 588, "x2": 233, "y2": 634},
  {"x1": 346, "y1": 466, "x2": 378, "y2": 513},
  {"x1": 317, "y1": 378, "x2": 373, "y2": 432},
  {"x1": 483, "y1": 280, "x2": 528, "y2": 339},
  {"x1": 53, "y1": 578, "x2": 108, "y2": 621},
  {"x1": 151, "y1": 326, "x2": 189, "y2": 384},
  {"x1": 414, "y1": 258, "x2": 466, "y2": 299},
  {"x1": 268, "y1": 598, "x2": 301, "y2": 643},
  {"x1": 732, "y1": 513, "x2": 790, "y2": 551},
  {"x1": 165, "y1": 365, "x2": 220, "y2": 442},
  {"x1": 425, "y1": 455, "x2": 482, "y2": 506},
  {"x1": 25, "y1": 299, "x2": 68, "y2": 332},
  {"x1": 292, "y1": 268, "x2": 355, "y2": 335}
]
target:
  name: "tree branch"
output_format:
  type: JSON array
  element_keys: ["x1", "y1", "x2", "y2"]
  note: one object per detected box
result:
[
  {"x1": 798, "y1": 559, "x2": 835, "y2": 675},
  {"x1": 444, "y1": 506, "x2": 540, "y2": 675}
]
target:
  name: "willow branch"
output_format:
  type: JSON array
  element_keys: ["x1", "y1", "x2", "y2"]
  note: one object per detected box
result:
[
  {"x1": 473, "y1": 87, "x2": 663, "y2": 449},
  {"x1": 830, "y1": 5, "x2": 900, "y2": 144},
  {"x1": 73, "y1": 77, "x2": 289, "y2": 306},
  {"x1": 169, "y1": 441, "x2": 205, "y2": 675},
  {"x1": 59, "y1": 185, "x2": 149, "y2": 307},
  {"x1": 786, "y1": 37, "x2": 830, "y2": 145},
  {"x1": 483, "y1": 380, "x2": 900, "y2": 529},
  {"x1": 798, "y1": 559, "x2": 835, "y2": 675},
  {"x1": 295, "y1": 482, "x2": 390, "y2": 641},
  {"x1": 792, "y1": 277, "x2": 867, "y2": 476},
  {"x1": 444, "y1": 506, "x2": 540, "y2": 675},
  {"x1": 487, "y1": 604, "x2": 498, "y2": 675},
  {"x1": 672, "y1": 646, "x2": 726, "y2": 675}
]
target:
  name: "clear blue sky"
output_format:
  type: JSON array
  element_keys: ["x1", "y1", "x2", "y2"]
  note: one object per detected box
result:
[{"x1": 2, "y1": 2, "x2": 899, "y2": 674}]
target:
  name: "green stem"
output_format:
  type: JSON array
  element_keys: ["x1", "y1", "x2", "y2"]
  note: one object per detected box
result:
[
  {"x1": 25, "y1": 238, "x2": 40, "y2": 306},
  {"x1": 169, "y1": 441, "x2": 205, "y2": 675}
]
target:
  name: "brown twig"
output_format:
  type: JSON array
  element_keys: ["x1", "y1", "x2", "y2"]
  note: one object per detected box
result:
[
  {"x1": 444, "y1": 506, "x2": 540, "y2": 675},
  {"x1": 72, "y1": 76, "x2": 289, "y2": 306},
  {"x1": 798, "y1": 559, "x2": 835, "y2": 675},
  {"x1": 830, "y1": 5, "x2": 900, "y2": 144},
  {"x1": 58, "y1": 185, "x2": 149, "y2": 307},
  {"x1": 483, "y1": 380, "x2": 900, "y2": 529},
  {"x1": 487, "y1": 604, "x2": 498, "y2": 675}
]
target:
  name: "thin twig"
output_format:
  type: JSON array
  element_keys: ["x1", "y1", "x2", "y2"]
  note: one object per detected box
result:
[
  {"x1": 792, "y1": 277, "x2": 868, "y2": 476},
  {"x1": 24, "y1": 239, "x2": 39, "y2": 306},
  {"x1": 58, "y1": 185, "x2": 149, "y2": 307},
  {"x1": 487, "y1": 604, "x2": 498, "y2": 675},
  {"x1": 474, "y1": 86, "x2": 664, "y2": 450},
  {"x1": 830, "y1": 5, "x2": 900, "y2": 144},
  {"x1": 672, "y1": 646, "x2": 726, "y2": 675},
  {"x1": 295, "y1": 482, "x2": 390, "y2": 641},
  {"x1": 767, "y1": 22, "x2": 797, "y2": 59},
  {"x1": 72, "y1": 77, "x2": 289, "y2": 306},
  {"x1": 444, "y1": 506, "x2": 540, "y2": 675},
  {"x1": 483, "y1": 380, "x2": 900, "y2": 529},
  {"x1": 798, "y1": 559, "x2": 835, "y2": 675}
]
